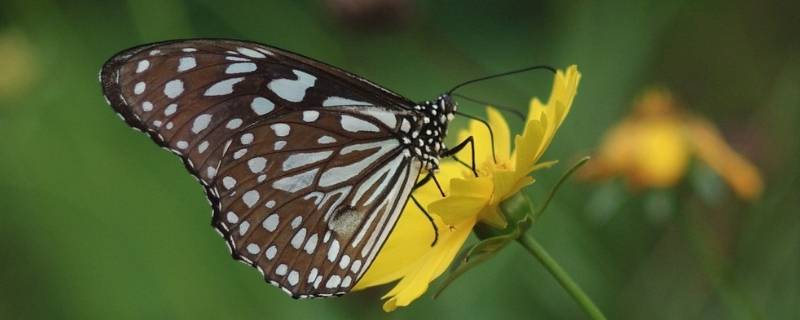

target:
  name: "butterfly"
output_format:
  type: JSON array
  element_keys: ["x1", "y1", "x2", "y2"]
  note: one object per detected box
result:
[{"x1": 99, "y1": 39, "x2": 477, "y2": 298}]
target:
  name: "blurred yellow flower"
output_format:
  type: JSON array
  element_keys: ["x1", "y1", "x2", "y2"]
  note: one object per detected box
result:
[
  {"x1": 581, "y1": 88, "x2": 763, "y2": 200},
  {"x1": 0, "y1": 30, "x2": 38, "y2": 98},
  {"x1": 354, "y1": 65, "x2": 581, "y2": 311}
]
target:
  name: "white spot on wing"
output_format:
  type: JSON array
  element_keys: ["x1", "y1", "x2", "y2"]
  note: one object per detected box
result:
[
  {"x1": 134, "y1": 82, "x2": 145, "y2": 95},
  {"x1": 275, "y1": 264, "x2": 288, "y2": 276},
  {"x1": 288, "y1": 271, "x2": 300, "y2": 286},
  {"x1": 341, "y1": 275, "x2": 352, "y2": 287},
  {"x1": 225, "y1": 62, "x2": 257, "y2": 74},
  {"x1": 242, "y1": 190, "x2": 260, "y2": 207},
  {"x1": 226, "y1": 56, "x2": 250, "y2": 62},
  {"x1": 226, "y1": 118, "x2": 243, "y2": 129},
  {"x1": 239, "y1": 221, "x2": 250, "y2": 235},
  {"x1": 350, "y1": 260, "x2": 362, "y2": 273},
  {"x1": 255, "y1": 47, "x2": 275, "y2": 56},
  {"x1": 191, "y1": 114, "x2": 212, "y2": 133},
  {"x1": 327, "y1": 239, "x2": 340, "y2": 262},
  {"x1": 339, "y1": 255, "x2": 350, "y2": 269},
  {"x1": 164, "y1": 103, "x2": 177, "y2": 116},
  {"x1": 250, "y1": 97, "x2": 274, "y2": 115},
  {"x1": 271, "y1": 123, "x2": 290, "y2": 137},
  {"x1": 267, "y1": 70, "x2": 316, "y2": 102},
  {"x1": 291, "y1": 228, "x2": 306, "y2": 249},
  {"x1": 204, "y1": 77, "x2": 244, "y2": 96},
  {"x1": 322, "y1": 96, "x2": 372, "y2": 107},
  {"x1": 178, "y1": 57, "x2": 196, "y2": 72},
  {"x1": 325, "y1": 275, "x2": 341, "y2": 288},
  {"x1": 302, "y1": 111, "x2": 319, "y2": 122},
  {"x1": 233, "y1": 148, "x2": 247, "y2": 159},
  {"x1": 237, "y1": 47, "x2": 266, "y2": 58},
  {"x1": 340, "y1": 115, "x2": 380, "y2": 133},
  {"x1": 246, "y1": 243, "x2": 260, "y2": 254},
  {"x1": 272, "y1": 168, "x2": 319, "y2": 192},
  {"x1": 164, "y1": 79, "x2": 184, "y2": 98},
  {"x1": 197, "y1": 141, "x2": 209, "y2": 153},
  {"x1": 282, "y1": 151, "x2": 333, "y2": 171},
  {"x1": 308, "y1": 268, "x2": 318, "y2": 283},
  {"x1": 136, "y1": 60, "x2": 150, "y2": 73},
  {"x1": 240, "y1": 133, "x2": 254, "y2": 145},
  {"x1": 223, "y1": 176, "x2": 237, "y2": 189},
  {"x1": 304, "y1": 234, "x2": 318, "y2": 254},
  {"x1": 317, "y1": 136, "x2": 336, "y2": 144},
  {"x1": 265, "y1": 245, "x2": 277, "y2": 259},
  {"x1": 226, "y1": 211, "x2": 239, "y2": 223},
  {"x1": 263, "y1": 214, "x2": 279, "y2": 232},
  {"x1": 247, "y1": 157, "x2": 267, "y2": 173},
  {"x1": 400, "y1": 118, "x2": 411, "y2": 132},
  {"x1": 291, "y1": 216, "x2": 303, "y2": 229},
  {"x1": 361, "y1": 108, "x2": 397, "y2": 128}
]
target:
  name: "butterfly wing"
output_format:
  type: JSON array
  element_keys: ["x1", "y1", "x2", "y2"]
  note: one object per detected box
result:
[
  {"x1": 100, "y1": 39, "x2": 423, "y2": 297},
  {"x1": 214, "y1": 110, "x2": 421, "y2": 297},
  {"x1": 100, "y1": 39, "x2": 414, "y2": 186}
]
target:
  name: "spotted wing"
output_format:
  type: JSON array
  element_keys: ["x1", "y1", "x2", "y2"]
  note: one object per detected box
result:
[
  {"x1": 100, "y1": 39, "x2": 415, "y2": 186},
  {"x1": 100, "y1": 39, "x2": 422, "y2": 297},
  {"x1": 214, "y1": 108, "x2": 421, "y2": 297}
]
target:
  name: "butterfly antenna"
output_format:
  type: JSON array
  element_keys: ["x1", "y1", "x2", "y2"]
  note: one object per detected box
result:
[
  {"x1": 447, "y1": 65, "x2": 556, "y2": 95},
  {"x1": 454, "y1": 111, "x2": 497, "y2": 163},
  {"x1": 452, "y1": 93, "x2": 526, "y2": 122}
]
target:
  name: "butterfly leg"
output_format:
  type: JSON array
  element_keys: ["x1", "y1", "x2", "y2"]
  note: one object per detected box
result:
[
  {"x1": 411, "y1": 195, "x2": 439, "y2": 246},
  {"x1": 414, "y1": 172, "x2": 447, "y2": 197},
  {"x1": 414, "y1": 172, "x2": 433, "y2": 189},
  {"x1": 442, "y1": 136, "x2": 478, "y2": 177}
]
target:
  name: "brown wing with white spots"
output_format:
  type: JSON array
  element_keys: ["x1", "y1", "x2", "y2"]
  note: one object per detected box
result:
[
  {"x1": 100, "y1": 39, "x2": 424, "y2": 298},
  {"x1": 100, "y1": 39, "x2": 414, "y2": 186},
  {"x1": 214, "y1": 108, "x2": 421, "y2": 297}
]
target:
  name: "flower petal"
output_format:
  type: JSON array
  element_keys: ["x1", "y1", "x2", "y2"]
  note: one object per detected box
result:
[
  {"x1": 429, "y1": 176, "x2": 492, "y2": 225},
  {"x1": 457, "y1": 117, "x2": 494, "y2": 164},
  {"x1": 353, "y1": 204, "x2": 441, "y2": 288},
  {"x1": 516, "y1": 65, "x2": 581, "y2": 171},
  {"x1": 687, "y1": 117, "x2": 763, "y2": 200},
  {"x1": 379, "y1": 219, "x2": 475, "y2": 311},
  {"x1": 486, "y1": 107, "x2": 511, "y2": 162}
]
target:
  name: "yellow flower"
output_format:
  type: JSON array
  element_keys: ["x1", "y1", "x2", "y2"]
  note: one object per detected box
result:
[
  {"x1": 580, "y1": 88, "x2": 763, "y2": 200},
  {"x1": 353, "y1": 65, "x2": 581, "y2": 311}
]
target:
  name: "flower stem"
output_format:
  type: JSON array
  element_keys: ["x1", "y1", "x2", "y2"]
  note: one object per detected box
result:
[{"x1": 518, "y1": 233, "x2": 607, "y2": 320}]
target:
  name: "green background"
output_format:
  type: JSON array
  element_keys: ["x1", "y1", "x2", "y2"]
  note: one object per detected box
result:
[{"x1": 1, "y1": 0, "x2": 797, "y2": 319}]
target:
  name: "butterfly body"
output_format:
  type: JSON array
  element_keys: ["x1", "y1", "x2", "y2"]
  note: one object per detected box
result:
[{"x1": 100, "y1": 39, "x2": 456, "y2": 298}]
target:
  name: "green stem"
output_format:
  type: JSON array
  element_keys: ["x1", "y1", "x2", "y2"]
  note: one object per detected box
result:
[{"x1": 518, "y1": 233, "x2": 607, "y2": 320}]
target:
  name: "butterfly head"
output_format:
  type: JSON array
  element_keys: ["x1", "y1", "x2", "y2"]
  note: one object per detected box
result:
[{"x1": 408, "y1": 95, "x2": 458, "y2": 171}]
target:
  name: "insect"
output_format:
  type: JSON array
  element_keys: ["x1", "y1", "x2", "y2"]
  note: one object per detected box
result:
[
  {"x1": 100, "y1": 39, "x2": 545, "y2": 298},
  {"x1": 100, "y1": 38, "x2": 474, "y2": 298}
]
